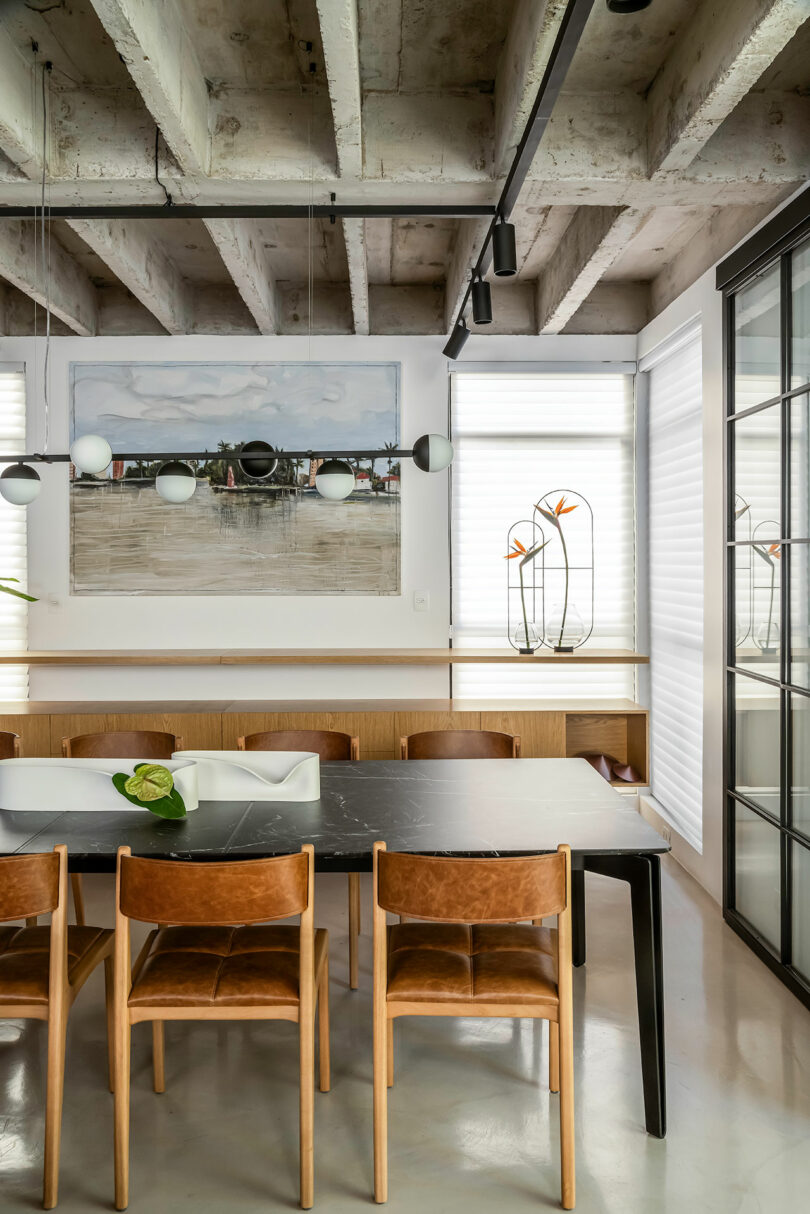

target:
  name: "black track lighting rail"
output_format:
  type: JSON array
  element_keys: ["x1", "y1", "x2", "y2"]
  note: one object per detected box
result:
[
  {"x1": 448, "y1": 0, "x2": 597, "y2": 344},
  {"x1": 0, "y1": 449, "x2": 416, "y2": 464},
  {"x1": 0, "y1": 204, "x2": 497, "y2": 221}
]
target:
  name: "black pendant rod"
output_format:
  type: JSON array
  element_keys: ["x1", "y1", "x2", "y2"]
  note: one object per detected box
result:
[
  {"x1": 451, "y1": 0, "x2": 596, "y2": 331},
  {"x1": 0, "y1": 204, "x2": 496, "y2": 221},
  {"x1": 0, "y1": 449, "x2": 416, "y2": 464}
]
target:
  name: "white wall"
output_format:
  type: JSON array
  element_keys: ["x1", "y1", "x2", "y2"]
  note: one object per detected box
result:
[{"x1": 2, "y1": 331, "x2": 633, "y2": 700}]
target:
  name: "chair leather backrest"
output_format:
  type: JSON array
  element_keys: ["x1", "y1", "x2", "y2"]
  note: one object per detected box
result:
[
  {"x1": 403, "y1": 729, "x2": 517, "y2": 760},
  {"x1": 0, "y1": 730, "x2": 19, "y2": 760},
  {"x1": 377, "y1": 850, "x2": 566, "y2": 923},
  {"x1": 240, "y1": 729, "x2": 354, "y2": 761},
  {"x1": 64, "y1": 730, "x2": 178, "y2": 759},
  {"x1": 119, "y1": 851, "x2": 309, "y2": 925},
  {"x1": 0, "y1": 852, "x2": 60, "y2": 922}
]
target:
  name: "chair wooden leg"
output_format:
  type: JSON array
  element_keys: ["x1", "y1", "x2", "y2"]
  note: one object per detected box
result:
[
  {"x1": 152, "y1": 1021, "x2": 165, "y2": 1094},
  {"x1": 71, "y1": 873, "x2": 86, "y2": 927},
  {"x1": 348, "y1": 872, "x2": 360, "y2": 990},
  {"x1": 104, "y1": 956, "x2": 115, "y2": 1093},
  {"x1": 299, "y1": 1005, "x2": 315, "y2": 1208},
  {"x1": 559, "y1": 1014, "x2": 575, "y2": 1210},
  {"x1": 42, "y1": 999, "x2": 68, "y2": 1209},
  {"x1": 113, "y1": 1007, "x2": 131, "y2": 1210},
  {"x1": 373, "y1": 1008, "x2": 388, "y2": 1203},
  {"x1": 387, "y1": 1018, "x2": 394, "y2": 1088},
  {"x1": 549, "y1": 1019, "x2": 560, "y2": 1094},
  {"x1": 318, "y1": 954, "x2": 331, "y2": 1094}
]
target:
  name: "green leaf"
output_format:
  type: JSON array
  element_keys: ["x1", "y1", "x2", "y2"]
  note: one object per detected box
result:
[
  {"x1": 0, "y1": 579, "x2": 38, "y2": 602},
  {"x1": 124, "y1": 763, "x2": 174, "y2": 802},
  {"x1": 112, "y1": 771, "x2": 187, "y2": 819}
]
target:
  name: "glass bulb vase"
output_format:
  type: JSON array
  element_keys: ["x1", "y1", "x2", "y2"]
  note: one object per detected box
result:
[{"x1": 545, "y1": 601, "x2": 585, "y2": 652}]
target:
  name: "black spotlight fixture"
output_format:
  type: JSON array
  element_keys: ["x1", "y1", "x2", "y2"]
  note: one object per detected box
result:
[
  {"x1": 471, "y1": 277, "x2": 492, "y2": 325},
  {"x1": 606, "y1": 0, "x2": 652, "y2": 12},
  {"x1": 442, "y1": 317, "x2": 470, "y2": 360},
  {"x1": 492, "y1": 217, "x2": 517, "y2": 277},
  {"x1": 238, "y1": 439, "x2": 279, "y2": 480}
]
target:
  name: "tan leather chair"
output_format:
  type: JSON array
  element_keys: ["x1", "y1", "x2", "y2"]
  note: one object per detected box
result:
[
  {"x1": 0, "y1": 729, "x2": 20, "y2": 759},
  {"x1": 61, "y1": 731, "x2": 183, "y2": 927},
  {"x1": 0, "y1": 846, "x2": 113, "y2": 1209},
  {"x1": 400, "y1": 729, "x2": 521, "y2": 759},
  {"x1": 112, "y1": 845, "x2": 329, "y2": 1211},
  {"x1": 238, "y1": 729, "x2": 363, "y2": 991},
  {"x1": 372, "y1": 844, "x2": 574, "y2": 1209}
]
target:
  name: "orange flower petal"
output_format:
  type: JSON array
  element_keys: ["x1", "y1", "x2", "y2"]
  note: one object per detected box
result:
[
  {"x1": 559, "y1": 504, "x2": 578, "y2": 514},
  {"x1": 505, "y1": 552, "x2": 521, "y2": 559},
  {"x1": 555, "y1": 496, "x2": 565, "y2": 515},
  {"x1": 513, "y1": 538, "x2": 527, "y2": 553}
]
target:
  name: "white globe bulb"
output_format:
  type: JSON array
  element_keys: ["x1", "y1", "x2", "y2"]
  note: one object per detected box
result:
[
  {"x1": 315, "y1": 459, "x2": 355, "y2": 501},
  {"x1": 155, "y1": 461, "x2": 196, "y2": 503},
  {"x1": 70, "y1": 434, "x2": 112, "y2": 475},
  {"x1": 0, "y1": 463, "x2": 41, "y2": 505},
  {"x1": 412, "y1": 433, "x2": 453, "y2": 472}
]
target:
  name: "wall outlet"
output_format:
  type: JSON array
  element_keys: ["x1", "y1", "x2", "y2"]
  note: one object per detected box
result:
[
  {"x1": 660, "y1": 824, "x2": 672, "y2": 845},
  {"x1": 413, "y1": 590, "x2": 430, "y2": 612}
]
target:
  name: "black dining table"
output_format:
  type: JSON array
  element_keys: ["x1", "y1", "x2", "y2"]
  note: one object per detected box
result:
[{"x1": 0, "y1": 756, "x2": 669, "y2": 1137}]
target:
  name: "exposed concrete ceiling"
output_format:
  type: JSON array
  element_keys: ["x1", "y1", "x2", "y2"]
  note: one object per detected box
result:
[{"x1": 0, "y1": 0, "x2": 808, "y2": 338}]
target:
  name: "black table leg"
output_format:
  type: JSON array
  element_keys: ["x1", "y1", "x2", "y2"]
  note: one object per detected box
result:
[
  {"x1": 584, "y1": 852, "x2": 666, "y2": 1138},
  {"x1": 572, "y1": 866, "x2": 586, "y2": 967}
]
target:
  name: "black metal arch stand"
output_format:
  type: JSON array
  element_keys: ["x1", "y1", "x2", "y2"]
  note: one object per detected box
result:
[{"x1": 573, "y1": 853, "x2": 666, "y2": 1139}]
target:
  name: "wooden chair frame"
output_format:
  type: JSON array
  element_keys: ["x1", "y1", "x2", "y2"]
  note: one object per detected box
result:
[
  {"x1": 0, "y1": 729, "x2": 20, "y2": 758},
  {"x1": 61, "y1": 731, "x2": 183, "y2": 928},
  {"x1": 399, "y1": 730, "x2": 521, "y2": 759},
  {"x1": 0, "y1": 846, "x2": 113, "y2": 1209},
  {"x1": 237, "y1": 730, "x2": 363, "y2": 991},
  {"x1": 112, "y1": 844, "x2": 329, "y2": 1211},
  {"x1": 372, "y1": 843, "x2": 574, "y2": 1209}
]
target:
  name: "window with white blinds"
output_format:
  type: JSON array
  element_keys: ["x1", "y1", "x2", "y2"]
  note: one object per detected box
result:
[
  {"x1": 450, "y1": 370, "x2": 636, "y2": 698},
  {"x1": 0, "y1": 368, "x2": 29, "y2": 700},
  {"x1": 643, "y1": 325, "x2": 703, "y2": 849}
]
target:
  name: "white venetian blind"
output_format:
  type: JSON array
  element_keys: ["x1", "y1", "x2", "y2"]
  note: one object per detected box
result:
[
  {"x1": 643, "y1": 324, "x2": 703, "y2": 849},
  {"x1": 0, "y1": 367, "x2": 29, "y2": 700},
  {"x1": 451, "y1": 369, "x2": 636, "y2": 698}
]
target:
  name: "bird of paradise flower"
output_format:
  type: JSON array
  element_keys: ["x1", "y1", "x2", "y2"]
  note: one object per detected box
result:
[
  {"x1": 534, "y1": 495, "x2": 578, "y2": 650},
  {"x1": 505, "y1": 534, "x2": 550, "y2": 652},
  {"x1": 752, "y1": 540, "x2": 780, "y2": 652}
]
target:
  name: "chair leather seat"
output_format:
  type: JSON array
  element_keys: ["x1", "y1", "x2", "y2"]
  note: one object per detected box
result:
[
  {"x1": 129, "y1": 925, "x2": 327, "y2": 1008},
  {"x1": 387, "y1": 922, "x2": 558, "y2": 1005},
  {"x1": 0, "y1": 925, "x2": 113, "y2": 1006}
]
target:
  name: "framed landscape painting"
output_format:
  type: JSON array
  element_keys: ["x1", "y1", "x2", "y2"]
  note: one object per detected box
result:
[{"x1": 69, "y1": 362, "x2": 401, "y2": 595}]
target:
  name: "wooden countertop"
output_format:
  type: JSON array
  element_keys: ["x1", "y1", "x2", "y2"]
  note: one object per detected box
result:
[
  {"x1": 0, "y1": 697, "x2": 648, "y2": 715},
  {"x1": 0, "y1": 648, "x2": 649, "y2": 667}
]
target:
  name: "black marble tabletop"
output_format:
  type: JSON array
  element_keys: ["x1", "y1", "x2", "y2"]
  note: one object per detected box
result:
[{"x1": 0, "y1": 758, "x2": 668, "y2": 873}]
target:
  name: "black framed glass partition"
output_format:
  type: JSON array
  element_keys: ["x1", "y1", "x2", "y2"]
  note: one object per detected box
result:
[{"x1": 719, "y1": 190, "x2": 810, "y2": 1008}]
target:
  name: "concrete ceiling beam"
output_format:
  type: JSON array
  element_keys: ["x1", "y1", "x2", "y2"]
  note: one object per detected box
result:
[
  {"x1": 494, "y1": 0, "x2": 569, "y2": 177},
  {"x1": 536, "y1": 205, "x2": 651, "y2": 334},
  {"x1": 66, "y1": 218, "x2": 192, "y2": 334},
  {"x1": 647, "y1": 0, "x2": 810, "y2": 177},
  {"x1": 315, "y1": 0, "x2": 363, "y2": 179},
  {"x1": 203, "y1": 219, "x2": 279, "y2": 335},
  {"x1": 0, "y1": 30, "x2": 44, "y2": 179},
  {"x1": 342, "y1": 217, "x2": 369, "y2": 334},
  {"x1": 88, "y1": 0, "x2": 209, "y2": 176},
  {"x1": 0, "y1": 220, "x2": 98, "y2": 336}
]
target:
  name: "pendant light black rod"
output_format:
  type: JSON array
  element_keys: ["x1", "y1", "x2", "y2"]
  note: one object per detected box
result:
[
  {"x1": 0, "y1": 449, "x2": 417, "y2": 464},
  {"x1": 451, "y1": 0, "x2": 596, "y2": 329},
  {"x1": 0, "y1": 203, "x2": 497, "y2": 221}
]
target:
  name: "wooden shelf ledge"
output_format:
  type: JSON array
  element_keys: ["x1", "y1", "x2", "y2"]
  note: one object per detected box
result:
[{"x1": 0, "y1": 648, "x2": 649, "y2": 667}]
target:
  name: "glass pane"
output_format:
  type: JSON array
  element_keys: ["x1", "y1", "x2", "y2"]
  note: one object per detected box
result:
[
  {"x1": 792, "y1": 239, "x2": 810, "y2": 390},
  {"x1": 732, "y1": 404, "x2": 781, "y2": 528},
  {"x1": 790, "y1": 542, "x2": 810, "y2": 689},
  {"x1": 790, "y1": 394, "x2": 810, "y2": 538},
  {"x1": 792, "y1": 694, "x2": 810, "y2": 840},
  {"x1": 733, "y1": 673, "x2": 780, "y2": 817},
  {"x1": 734, "y1": 801, "x2": 781, "y2": 950},
  {"x1": 734, "y1": 263, "x2": 781, "y2": 410},
  {"x1": 792, "y1": 840, "x2": 810, "y2": 982},
  {"x1": 733, "y1": 543, "x2": 781, "y2": 680}
]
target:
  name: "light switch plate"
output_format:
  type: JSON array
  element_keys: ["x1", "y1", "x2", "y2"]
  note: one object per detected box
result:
[{"x1": 413, "y1": 590, "x2": 430, "y2": 612}]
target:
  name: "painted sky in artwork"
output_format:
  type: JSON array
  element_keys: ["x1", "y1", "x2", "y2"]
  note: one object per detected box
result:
[{"x1": 70, "y1": 362, "x2": 399, "y2": 450}]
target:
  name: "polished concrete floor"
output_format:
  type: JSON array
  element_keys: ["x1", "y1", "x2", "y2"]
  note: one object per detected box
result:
[{"x1": 1, "y1": 858, "x2": 809, "y2": 1212}]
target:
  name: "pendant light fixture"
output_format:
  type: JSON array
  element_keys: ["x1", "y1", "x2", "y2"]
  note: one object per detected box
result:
[
  {"x1": 0, "y1": 463, "x2": 42, "y2": 505},
  {"x1": 442, "y1": 317, "x2": 470, "y2": 360},
  {"x1": 471, "y1": 277, "x2": 493, "y2": 325},
  {"x1": 69, "y1": 434, "x2": 112, "y2": 475},
  {"x1": 315, "y1": 459, "x2": 355, "y2": 500},
  {"x1": 412, "y1": 434, "x2": 454, "y2": 473},
  {"x1": 238, "y1": 440, "x2": 278, "y2": 480},
  {"x1": 606, "y1": 1, "x2": 652, "y2": 11},
  {"x1": 155, "y1": 461, "x2": 196, "y2": 503},
  {"x1": 492, "y1": 217, "x2": 517, "y2": 277}
]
